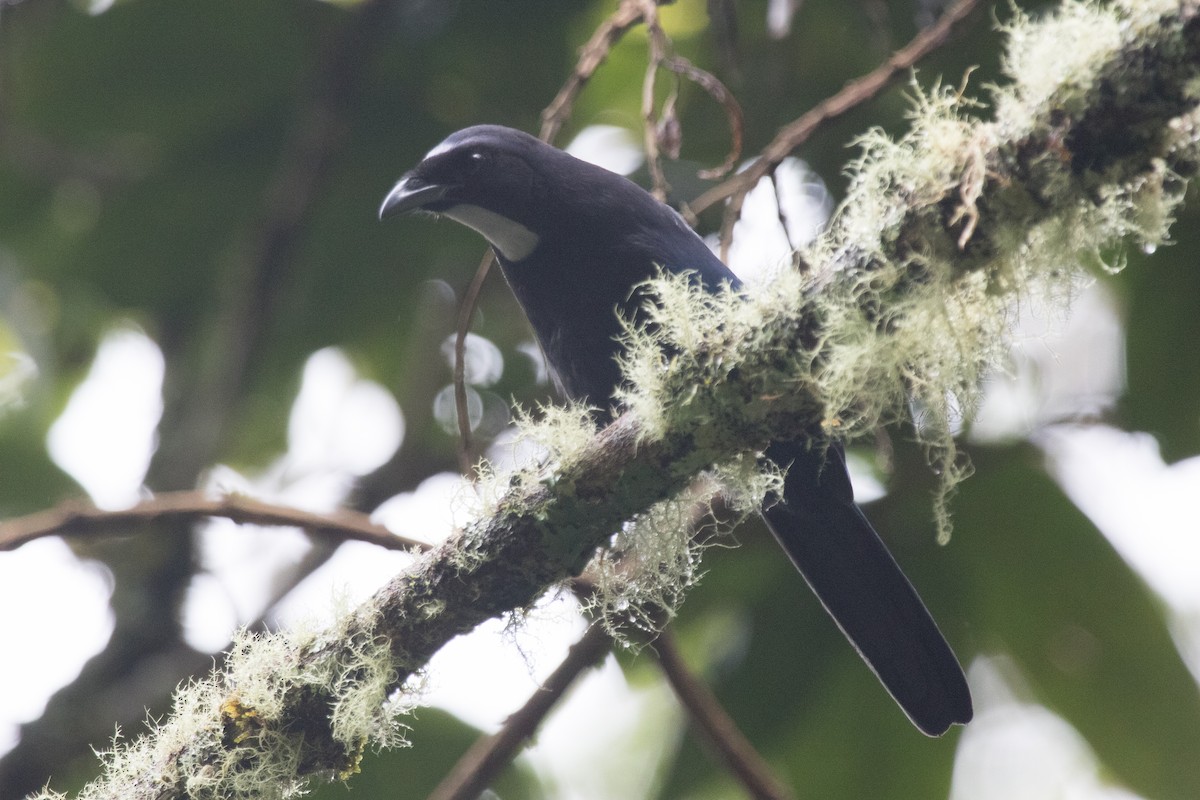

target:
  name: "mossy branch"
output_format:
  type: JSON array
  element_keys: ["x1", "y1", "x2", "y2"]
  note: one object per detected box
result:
[{"x1": 33, "y1": 2, "x2": 1200, "y2": 798}]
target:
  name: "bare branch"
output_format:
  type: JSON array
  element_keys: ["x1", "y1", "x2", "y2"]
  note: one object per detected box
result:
[
  {"x1": 638, "y1": 0, "x2": 673, "y2": 200},
  {"x1": 0, "y1": 491, "x2": 428, "y2": 554},
  {"x1": 660, "y1": 54, "x2": 744, "y2": 181},
  {"x1": 540, "y1": 0, "x2": 648, "y2": 143},
  {"x1": 31, "y1": 4, "x2": 1200, "y2": 796},
  {"x1": 452, "y1": 248, "x2": 499, "y2": 477},
  {"x1": 653, "y1": 631, "x2": 796, "y2": 800},
  {"x1": 689, "y1": 0, "x2": 986, "y2": 259},
  {"x1": 425, "y1": 622, "x2": 614, "y2": 800}
]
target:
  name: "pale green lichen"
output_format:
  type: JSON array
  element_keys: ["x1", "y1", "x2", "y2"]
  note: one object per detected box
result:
[
  {"x1": 467, "y1": 0, "x2": 1199, "y2": 613},
  {"x1": 564, "y1": 0, "x2": 1183, "y2": 625},
  {"x1": 34, "y1": 618, "x2": 407, "y2": 800},
  {"x1": 996, "y1": 1, "x2": 1126, "y2": 121},
  {"x1": 604, "y1": 0, "x2": 1195, "y2": 543},
  {"x1": 505, "y1": 401, "x2": 602, "y2": 477},
  {"x1": 29, "y1": 1, "x2": 1200, "y2": 797},
  {"x1": 583, "y1": 453, "x2": 783, "y2": 641}
]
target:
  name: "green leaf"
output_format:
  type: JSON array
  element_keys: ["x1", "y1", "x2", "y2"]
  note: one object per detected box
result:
[
  {"x1": 950, "y1": 443, "x2": 1200, "y2": 800},
  {"x1": 307, "y1": 707, "x2": 544, "y2": 800},
  {"x1": 1118, "y1": 204, "x2": 1200, "y2": 462}
]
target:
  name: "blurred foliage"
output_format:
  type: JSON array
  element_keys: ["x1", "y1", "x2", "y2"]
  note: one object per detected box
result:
[
  {"x1": 307, "y1": 707, "x2": 545, "y2": 800},
  {"x1": 0, "y1": 0, "x2": 1198, "y2": 798}
]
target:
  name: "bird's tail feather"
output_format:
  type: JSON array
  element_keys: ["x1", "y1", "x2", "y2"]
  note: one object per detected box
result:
[{"x1": 761, "y1": 439, "x2": 973, "y2": 736}]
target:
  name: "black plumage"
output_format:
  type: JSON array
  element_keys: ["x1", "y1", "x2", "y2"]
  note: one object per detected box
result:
[{"x1": 380, "y1": 125, "x2": 972, "y2": 736}]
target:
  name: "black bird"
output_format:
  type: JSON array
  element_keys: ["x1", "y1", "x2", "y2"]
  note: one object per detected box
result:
[{"x1": 380, "y1": 125, "x2": 972, "y2": 736}]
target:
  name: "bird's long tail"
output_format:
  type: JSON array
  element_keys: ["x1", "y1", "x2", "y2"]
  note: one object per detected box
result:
[{"x1": 761, "y1": 439, "x2": 973, "y2": 736}]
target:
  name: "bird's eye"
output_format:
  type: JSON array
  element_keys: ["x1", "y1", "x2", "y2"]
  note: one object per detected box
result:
[{"x1": 458, "y1": 149, "x2": 492, "y2": 181}]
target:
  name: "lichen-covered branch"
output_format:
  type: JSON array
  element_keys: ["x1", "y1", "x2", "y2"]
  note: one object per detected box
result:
[{"x1": 32, "y1": 2, "x2": 1200, "y2": 798}]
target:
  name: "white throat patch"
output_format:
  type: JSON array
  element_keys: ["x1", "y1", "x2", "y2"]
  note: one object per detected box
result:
[{"x1": 443, "y1": 204, "x2": 539, "y2": 262}]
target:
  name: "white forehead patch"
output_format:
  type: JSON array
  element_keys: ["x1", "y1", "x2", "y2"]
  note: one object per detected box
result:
[
  {"x1": 443, "y1": 204, "x2": 539, "y2": 262},
  {"x1": 423, "y1": 138, "x2": 460, "y2": 160}
]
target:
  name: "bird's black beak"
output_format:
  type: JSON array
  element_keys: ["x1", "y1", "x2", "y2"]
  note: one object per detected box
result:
[{"x1": 378, "y1": 175, "x2": 449, "y2": 220}]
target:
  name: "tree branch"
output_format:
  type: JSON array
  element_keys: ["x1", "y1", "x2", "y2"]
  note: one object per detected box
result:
[
  {"x1": 0, "y1": 490, "x2": 428, "y2": 554},
  {"x1": 29, "y1": 3, "x2": 1200, "y2": 798},
  {"x1": 539, "y1": 0, "x2": 650, "y2": 143},
  {"x1": 688, "y1": 0, "x2": 985, "y2": 258},
  {"x1": 424, "y1": 622, "x2": 615, "y2": 800},
  {"x1": 653, "y1": 631, "x2": 796, "y2": 800}
]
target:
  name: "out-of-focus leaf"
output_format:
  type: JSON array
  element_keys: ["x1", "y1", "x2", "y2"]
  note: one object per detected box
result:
[
  {"x1": 307, "y1": 707, "x2": 544, "y2": 800},
  {"x1": 1118, "y1": 203, "x2": 1200, "y2": 462},
  {"x1": 654, "y1": 513, "x2": 961, "y2": 800},
  {"x1": 0, "y1": 406, "x2": 78, "y2": 513},
  {"x1": 949, "y1": 442, "x2": 1200, "y2": 800}
]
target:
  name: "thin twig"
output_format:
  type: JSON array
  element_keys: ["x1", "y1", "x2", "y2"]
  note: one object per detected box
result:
[
  {"x1": 636, "y1": 3, "x2": 745, "y2": 197},
  {"x1": 689, "y1": 0, "x2": 986, "y2": 259},
  {"x1": 454, "y1": 0, "x2": 656, "y2": 473},
  {"x1": 425, "y1": 622, "x2": 615, "y2": 800},
  {"x1": 452, "y1": 248, "x2": 498, "y2": 476},
  {"x1": 540, "y1": 0, "x2": 648, "y2": 143},
  {"x1": 0, "y1": 490, "x2": 429, "y2": 553},
  {"x1": 660, "y1": 54, "x2": 744, "y2": 181},
  {"x1": 638, "y1": 0, "x2": 672, "y2": 200},
  {"x1": 653, "y1": 631, "x2": 796, "y2": 800},
  {"x1": 771, "y1": 168, "x2": 797, "y2": 253},
  {"x1": 424, "y1": 495, "x2": 739, "y2": 800}
]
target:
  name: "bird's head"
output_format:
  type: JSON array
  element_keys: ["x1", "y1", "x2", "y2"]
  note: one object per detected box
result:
[{"x1": 379, "y1": 125, "x2": 565, "y2": 263}]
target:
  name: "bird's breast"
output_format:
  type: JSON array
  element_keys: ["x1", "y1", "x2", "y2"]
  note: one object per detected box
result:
[{"x1": 497, "y1": 245, "x2": 651, "y2": 406}]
